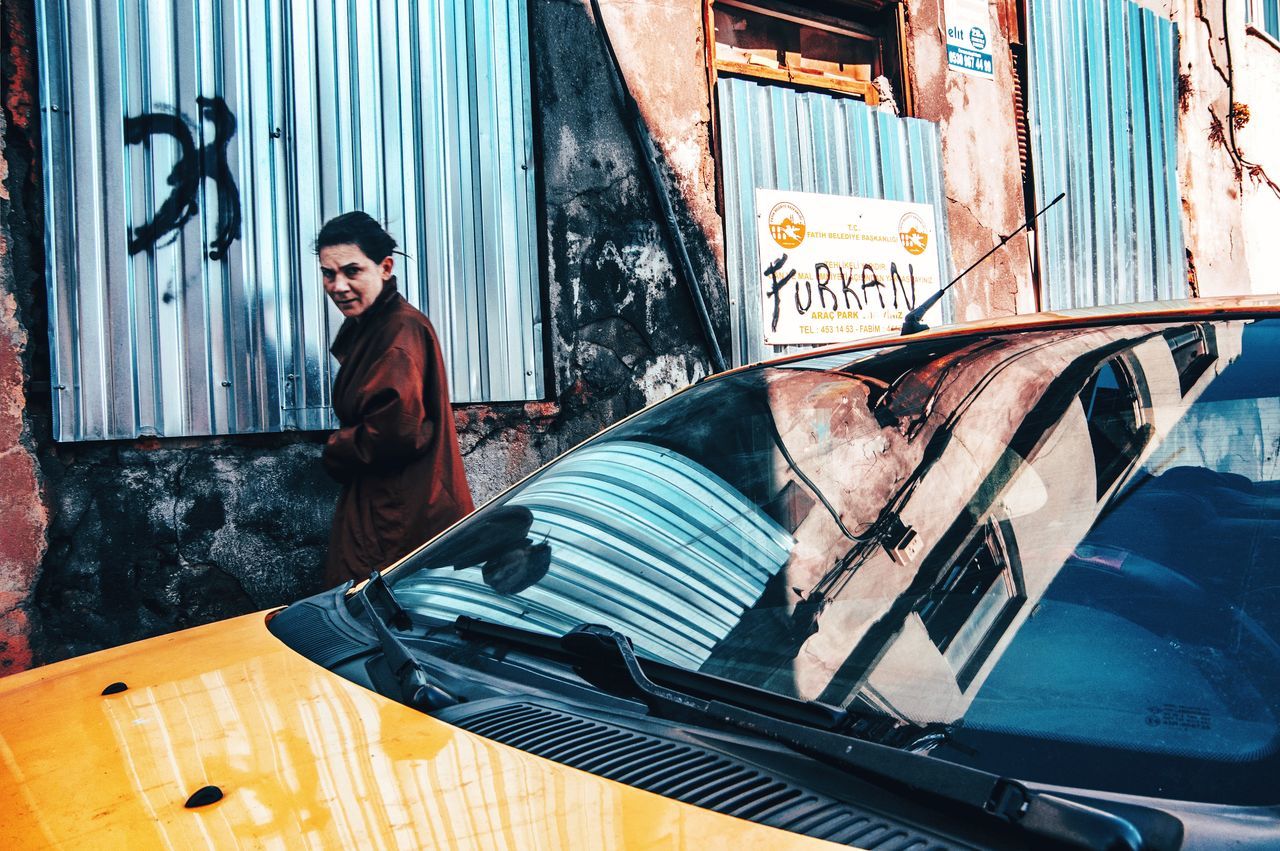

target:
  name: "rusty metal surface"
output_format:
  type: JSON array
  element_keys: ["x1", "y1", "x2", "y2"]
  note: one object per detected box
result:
[
  {"x1": 36, "y1": 0, "x2": 542, "y2": 441},
  {"x1": 716, "y1": 76, "x2": 955, "y2": 367},
  {"x1": 1027, "y1": 0, "x2": 1186, "y2": 310}
]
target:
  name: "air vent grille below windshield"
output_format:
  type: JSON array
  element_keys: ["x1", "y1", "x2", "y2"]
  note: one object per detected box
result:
[
  {"x1": 451, "y1": 702, "x2": 965, "y2": 849},
  {"x1": 268, "y1": 601, "x2": 369, "y2": 669}
]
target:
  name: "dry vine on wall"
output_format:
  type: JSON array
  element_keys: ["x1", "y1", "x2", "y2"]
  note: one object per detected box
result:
[{"x1": 1193, "y1": 0, "x2": 1280, "y2": 198}]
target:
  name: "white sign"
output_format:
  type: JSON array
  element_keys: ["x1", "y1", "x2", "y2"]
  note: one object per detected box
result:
[
  {"x1": 946, "y1": 0, "x2": 995, "y2": 79},
  {"x1": 755, "y1": 189, "x2": 943, "y2": 346}
]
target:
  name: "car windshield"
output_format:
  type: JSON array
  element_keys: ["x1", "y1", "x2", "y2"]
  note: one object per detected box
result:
[{"x1": 390, "y1": 315, "x2": 1280, "y2": 805}]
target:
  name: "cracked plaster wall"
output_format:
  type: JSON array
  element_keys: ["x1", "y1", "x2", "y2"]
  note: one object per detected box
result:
[
  {"x1": 1236, "y1": 10, "x2": 1280, "y2": 288},
  {"x1": 1176, "y1": 0, "x2": 1253, "y2": 293},
  {"x1": 530, "y1": 0, "x2": 726, "y2": 439},
  {"x1": 905, "y1": 0, "x2": 1035, "y2": 319},
  {"x1": 0, "y1": 0, "x2": 49, "y2": 675},
  {"x1": 1174, "y1": 0, "x2": 1280, "y2": 295}
]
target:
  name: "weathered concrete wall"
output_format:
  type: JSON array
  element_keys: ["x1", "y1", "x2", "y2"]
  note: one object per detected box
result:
[
  {"x1": 593, "y1": 0, "x2": 725, "y2": 287},
  {"x1": 0, "y1": 0, "x2": 49, "y2": 674},
  {"x1": 905, "y1": 0, "x2": 1036, "y2": 319},
  {"x1": 537, "y1": 0, "x2": 725, "y2": 428},
  {"x1": 33, "y1": 402, "x2": 597, "y2": 665},
  {"x1": 1237, "y1": 22, "x2": 1280, "y2": 291},
  {"x1": 462, "y1": 0, "x2": 726, "y2": 499},
  {"x1": 1175, "y1": 0, "x2": 1264, "y2": 295},
  {"x1": 36, "y1": 437, "x2": 333, "y2": 660}
]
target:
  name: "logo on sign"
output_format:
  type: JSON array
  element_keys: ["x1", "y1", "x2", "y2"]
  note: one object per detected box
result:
[
  {"x1": 969, "y1": 27, "x2": 987, "y2": 50},
  {"x1": 898, "y1": 212, "x2": 930, "y2": 256},
  {"x1": 767, "y1": 202, "x2": 806, "y2": 249}
]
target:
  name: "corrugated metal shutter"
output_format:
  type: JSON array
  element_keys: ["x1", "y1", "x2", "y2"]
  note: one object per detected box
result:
[
  {"x1": 36, "y1": 0, "x2": 543, "y2": 441},
  {"x1": 717, "y1": 77, "x2": 955, "y2": 367},
  {"x1": 1027, "y1": 0, "x2": 1186, "y2": 309}
]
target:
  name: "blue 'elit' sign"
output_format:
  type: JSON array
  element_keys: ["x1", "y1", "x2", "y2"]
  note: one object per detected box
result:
[{"x1": 946, "y1": 0, "x2": 995, "y2": 79}]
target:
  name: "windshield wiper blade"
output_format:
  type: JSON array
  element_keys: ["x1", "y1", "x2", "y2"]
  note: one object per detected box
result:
[
  {"x1": 454, "y1": 615, "x2": 847, "y2": 730},
  {"x1": 358, "y1": 571, "x2": 457, "y2": 712},
  {"x1": 563, "y1": 623, "x2": 1157, "y2": 851}
]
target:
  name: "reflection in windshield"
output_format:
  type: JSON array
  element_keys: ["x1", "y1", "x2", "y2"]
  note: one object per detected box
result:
[
  {"x1": 393, "y1": 316, "x2": 1280, "y2": 803},
  {"x1": 399, "y1": 440, "x2": 792, "y2": 669}
]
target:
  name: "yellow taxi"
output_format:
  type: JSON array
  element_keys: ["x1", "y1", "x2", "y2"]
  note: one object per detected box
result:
[{"x1": 6, "y1": 298, "x2": 1280, "y2": 849}]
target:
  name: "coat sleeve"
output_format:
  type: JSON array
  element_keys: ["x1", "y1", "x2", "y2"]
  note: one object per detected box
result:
[{"x1": 322, "y1": 342, "x2": 436, "y2": 481}]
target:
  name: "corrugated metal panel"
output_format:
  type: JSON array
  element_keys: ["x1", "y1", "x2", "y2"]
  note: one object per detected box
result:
[
  {"x1": 1027, "y1": 0, "x2": 1186, "y2": 310},
  {"x1": 396, "y1": 441, "x2": 792, "y2": 670},
  {"x1": 36, "y1": 0, "x2": 543, "y2": 441},
  {"x1": 717, "y1": 77, "x2": 955, "y2": 367}
]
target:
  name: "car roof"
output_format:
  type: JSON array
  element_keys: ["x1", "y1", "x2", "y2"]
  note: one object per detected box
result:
[{"x1": 742, "y1": 294, "x2": 1280, "y2": 373}]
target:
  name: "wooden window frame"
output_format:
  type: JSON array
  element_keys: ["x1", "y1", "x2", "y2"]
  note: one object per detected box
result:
[{"x1": 705, "y1": 0, "x2": 914, "y2": 108}]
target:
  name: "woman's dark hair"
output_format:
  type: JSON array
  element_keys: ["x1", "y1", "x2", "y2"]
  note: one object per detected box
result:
[{"x1": 314, "y1": 211, "x2": 398, "y2": 263}]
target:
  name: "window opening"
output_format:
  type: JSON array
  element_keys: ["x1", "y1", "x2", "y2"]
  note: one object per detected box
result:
[
  {"x1": 1080, "y1": 357, "x2": 1150, "y2": 498},
  {"x1": 1249, "y1": 0, "x2": 1280, "y2": 41},
  {"x1": 711, "y1": 0, "x2": 906, "y2": 107},
  {"x1": 1163, "y1": 324, "x2": 1218, "y2": 396},
  {"x1": 916, "y1": 521, "x2": 1025, "y2": 690}
]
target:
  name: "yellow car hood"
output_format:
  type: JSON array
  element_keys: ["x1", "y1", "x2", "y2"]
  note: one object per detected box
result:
[{"x1": 0, "y1": 612, "x2": 841, "y2": 849}]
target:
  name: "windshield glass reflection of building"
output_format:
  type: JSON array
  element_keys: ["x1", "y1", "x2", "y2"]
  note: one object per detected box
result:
[
  {"x1": 770, "y1": 320, "x2": 1259, "y2": 741},
  {"x1": 396, "y1": 438, "x2": 794, "y2": 670},
  {"x1": 398, "y1": 319, "x2": 1280, "y2": 757}
]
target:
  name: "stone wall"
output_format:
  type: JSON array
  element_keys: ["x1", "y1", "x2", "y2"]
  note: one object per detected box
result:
[{"x1": 0, "y1": 0, "x2": 49, "y2": 674}]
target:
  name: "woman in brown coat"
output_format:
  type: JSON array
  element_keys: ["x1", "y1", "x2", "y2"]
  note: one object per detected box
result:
[{"x1": 316, "y1": 212, "x2": 474, "y2": 586}]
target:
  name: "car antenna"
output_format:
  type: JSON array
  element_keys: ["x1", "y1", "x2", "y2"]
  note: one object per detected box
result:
[{"x1": 900, "y1": 191, "x2": 1066, "y2": 336}]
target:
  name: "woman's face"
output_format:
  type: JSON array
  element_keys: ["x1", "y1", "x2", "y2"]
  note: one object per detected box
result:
[{"x1": 319, "y1": 243, "x2": 393, "y2": 318}]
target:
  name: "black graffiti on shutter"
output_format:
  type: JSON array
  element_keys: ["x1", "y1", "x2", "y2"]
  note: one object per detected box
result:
[
  {"x1": 124, "y1": 96, "x2": 242, "y2": 261},
  {"x1": 763, "y1": 254, "x2": 796, "y2": 333}
]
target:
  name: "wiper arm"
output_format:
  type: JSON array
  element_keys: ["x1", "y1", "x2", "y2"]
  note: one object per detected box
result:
[
  {"x1": 455, "y1": 615, "x2": 847, "y2": 730},
  {"x1": 564, "y1": 623, "x2": 1157, "y2": 851},
  {"x1": 357, "y1": 571, "x2": 457, "y2": 711}
]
